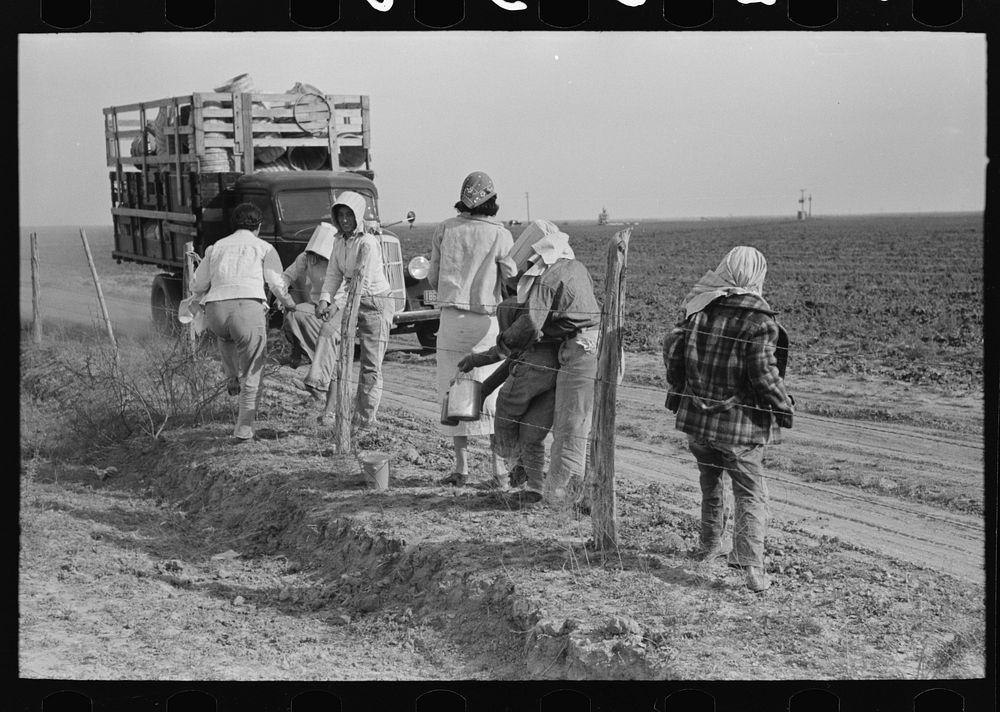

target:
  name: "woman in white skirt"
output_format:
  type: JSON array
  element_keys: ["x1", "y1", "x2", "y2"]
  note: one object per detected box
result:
[{"x1": 428, "y1": 171, "x2": 517, "y2": 486}]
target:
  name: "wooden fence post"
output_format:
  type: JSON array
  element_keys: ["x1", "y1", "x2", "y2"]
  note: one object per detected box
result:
[
  {"x1": 588, "y1": 227, "x2": 631, "y2": 552},
  {"x1": 329, "y1": 241, "x2": 370, "y2": 453},
  {"x1": 79, "y1": 228, "x2": 118, "y2": 354},
  {"x1": 30, "y1": 232, "x2": 42, "y2": 344},
  {"x1": 183, "y1": 241, "x2": 197, "y2": 352}
]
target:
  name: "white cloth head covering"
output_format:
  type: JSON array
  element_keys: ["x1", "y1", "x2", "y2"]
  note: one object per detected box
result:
[
  {"x1": 304, "y1": 222, "x2": 336, "y2": 260},
  {"x1": 511, "y1": 219, "x2": 575, "y2": 302},
  {"x1": 682, "y1": 245, "x2": 768, "y2": 317},
  {"x1": 509, "y1": 219, "x2": 574, "y2": 272},
  {"x1": 331, "y1": 191, "x2": 368, "y2": 236}
]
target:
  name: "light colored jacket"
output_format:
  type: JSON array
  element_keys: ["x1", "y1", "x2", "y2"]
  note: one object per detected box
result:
[
  {"x1": 319, "y1": 192, "x2": 391, "y2": 302},
  {"x1": 428, "y1": 214, "x2": 516, "y2": 315},
  {"x1": 282, "y1": 252, "x2": 346, "y2": 306},
  {"x1": 191, "y1": 229, "x2": 292, "y2": 306}
]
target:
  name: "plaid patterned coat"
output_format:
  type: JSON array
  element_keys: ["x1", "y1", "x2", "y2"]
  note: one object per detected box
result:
[{"x1": 663, "y1": 293, "x2": 793, "y2": 446}]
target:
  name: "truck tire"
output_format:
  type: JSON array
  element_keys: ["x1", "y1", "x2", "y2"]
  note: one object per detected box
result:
[
  {"x1": 151, "y1": 274, "x2": 183, "y2": 335},
  {"x1": 416, "y1": 322, "x2": 438, "y2": 350}
]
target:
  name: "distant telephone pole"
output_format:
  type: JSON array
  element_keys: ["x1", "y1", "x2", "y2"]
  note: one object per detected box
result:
[{"x1": 525, "y1": 192, "x2": 531, "y2": 222}]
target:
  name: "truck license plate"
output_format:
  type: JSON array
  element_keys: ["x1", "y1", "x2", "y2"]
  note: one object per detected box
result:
[{"x1": 423, "y1": 290, "x2": 437, "y2": 305}]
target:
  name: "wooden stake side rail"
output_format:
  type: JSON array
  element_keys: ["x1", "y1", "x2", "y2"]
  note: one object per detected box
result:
[{"x1": 104, "y1": 92, "x2": 370, "y2": 168}]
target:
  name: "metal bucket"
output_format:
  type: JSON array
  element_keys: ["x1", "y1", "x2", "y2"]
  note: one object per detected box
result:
[
  {"x1": 360, "y1": 452, "x2": 390, "y2": 491},
  {"x1": 440, "y1": 390, "x2": 460, "y2": 426},
  {"x1": 447, "y1": 373, "x2": 482, "y2": 421}
]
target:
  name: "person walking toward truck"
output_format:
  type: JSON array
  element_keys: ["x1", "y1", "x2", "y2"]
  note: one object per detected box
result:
[
  {"x1": 306, "y1": 191, "x2": 395, "y2": 429},
  {"x1": 429, "y1": 171, "x2": 517, "y2": 487},
  {"x1": 662, "y1": 245, "x2": 794, "y2": 593},
  {"x1": 188, "y1": 202, "x2": 297, "y2": 441}
]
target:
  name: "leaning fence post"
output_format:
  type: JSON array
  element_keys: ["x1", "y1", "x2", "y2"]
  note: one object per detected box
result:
[
  {"x1": 30, "y1": 232, "x2": 42, "y2": 344},
  {"x1": 183, "y1": 241, "x2": 197, "y2": 352},
  {"x1": 329, "y1": 241, "x2": 370, "y2": 453},
  {"x1": 79, "y1": 228, "x2": 118, "y2": 353},
  {"x1": 588, "y1": 226, "x2": 631, "y2": 552}
]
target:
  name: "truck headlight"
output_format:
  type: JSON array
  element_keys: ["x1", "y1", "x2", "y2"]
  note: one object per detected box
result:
[{"x1": 407, "y1": 255, "x2": 430, "y2": 280}]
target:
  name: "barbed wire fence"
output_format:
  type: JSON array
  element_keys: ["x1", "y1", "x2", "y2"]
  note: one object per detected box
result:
[{"x1": 19, "y1": 228, "x2": 984, "y2": 551}]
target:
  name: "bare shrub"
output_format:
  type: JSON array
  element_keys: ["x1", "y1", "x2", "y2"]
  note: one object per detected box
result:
[{"x1": 21, "y1": 326, "x2": 232, "y2": 451}]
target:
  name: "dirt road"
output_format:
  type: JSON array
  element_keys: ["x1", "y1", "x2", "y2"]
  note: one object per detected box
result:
[{"x1": 377, "y1": 355, "x2": 984, "y2": 584}]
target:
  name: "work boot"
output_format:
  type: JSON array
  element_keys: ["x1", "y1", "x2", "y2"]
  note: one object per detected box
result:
[
  {"x1": 292, "y1": 378, "x2": 325, "y2": 403},
  {"x1": 745, "y1": 566, "x2": 771, "y2": 593},
  {"x1": 505, "y1": 489, "x2": 542, "y2": 509},
  {"x1": 691, "y1": 541, "x2": 729, "y2": 563},
  {"x1": 508, "y1": 464, "x2": 527, "y2": 488},
  {"x1": 233, "y1": 408, "x2": 255, "y2": 441},
  {"x1": 438, "y1": 472, "x2": 468, "y2": 487}
]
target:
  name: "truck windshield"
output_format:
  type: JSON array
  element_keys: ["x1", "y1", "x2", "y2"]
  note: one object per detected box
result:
[{"x1": 277, "y1": 189, "x2": 378, "y2": 229}]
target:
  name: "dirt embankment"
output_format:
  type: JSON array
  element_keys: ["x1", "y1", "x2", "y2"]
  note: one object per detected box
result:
[{"x1": 19, "y1": 343, "x2": 986, "y2": 681}]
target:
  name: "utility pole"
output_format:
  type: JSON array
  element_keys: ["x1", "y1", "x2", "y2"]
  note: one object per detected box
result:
[
  {"x1": 798, "y1": 189, "x2": 806, "y2": 220},
  {"x1": 808, "y1": 194, "x2": 812, "y2": 217},
  {"x1": 525, "y1": 192, "x2": 530, "y2": 222}
]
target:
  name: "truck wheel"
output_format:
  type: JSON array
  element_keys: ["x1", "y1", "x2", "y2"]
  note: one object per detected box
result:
[
  {"x1": 416, "y1": 323, "x2": 438, "y2": 350},
  {"x1": 151, "y1": 274, "x2": 183, "y2": 335}
]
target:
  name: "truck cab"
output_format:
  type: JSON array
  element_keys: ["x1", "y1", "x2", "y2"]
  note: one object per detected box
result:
[{"x1": 209, "y1": 171, "x2": 438, "y2": 347}]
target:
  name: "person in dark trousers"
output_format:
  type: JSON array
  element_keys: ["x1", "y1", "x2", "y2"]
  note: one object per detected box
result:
[
  {"x1": 458, "y1": 219, "x2": 600, "y2": 508},
  {"x1": 663, "y1": 245, "x2": 794, "y2": 593}
]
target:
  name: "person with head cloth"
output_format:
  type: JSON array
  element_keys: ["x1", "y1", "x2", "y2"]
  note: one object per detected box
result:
[
  {"x1": 278, "y1": 221, "x2": 346, "y2": 369},
  {"x1": 662, "y1": 245, "x2": 794, "y2": 593},
  {"x1": 187, "y1": 202, "x2": 297, "y2": 441},
  {"x1": 428, "y1": 171, "x2": 517, "y2": 487},
  {"x1": 301, "y1": 190, "x2": 396, "y2": 429},
  {"x1": 457, "y1": 218, "x2": 601, "y2": 507}
]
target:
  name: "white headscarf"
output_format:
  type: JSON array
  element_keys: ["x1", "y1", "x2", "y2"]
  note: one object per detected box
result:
[
  {"x1": 682, "y1": 245, "x2": 768, "y2": 317},
  {"x1": 304, "y1": 222, "x2": 336, "y2": 260},
  {"x1": 510, "y1": 219, "x2": 575, "y2": 302},
  {"x1": 331, "y1": 191, "x2": 369, "y2": 236}
]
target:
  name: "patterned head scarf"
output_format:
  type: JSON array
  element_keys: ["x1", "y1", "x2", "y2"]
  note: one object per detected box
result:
[
  {"x1": 459, "y1": 171, "x2": 497, "y2": 209},
  {"x1": 682, "y1": 245, "x2": 768, "y2": 317}
]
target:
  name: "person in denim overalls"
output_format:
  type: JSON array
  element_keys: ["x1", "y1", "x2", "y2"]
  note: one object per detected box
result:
[{"x1": 458, "y1": 219, "x2": 600, "y2": 508}]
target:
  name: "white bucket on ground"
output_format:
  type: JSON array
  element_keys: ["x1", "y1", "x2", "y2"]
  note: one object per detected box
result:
[{"x1": 360, "y1": 452, "x2": 390, "y2": 491}]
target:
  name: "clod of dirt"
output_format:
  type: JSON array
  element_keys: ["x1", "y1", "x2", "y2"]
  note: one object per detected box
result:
[
  {"x1": 602, "y1": 615, "x2": 644, "y2": 637},
  {"x1": 232, "y1": 595, "x2": 245, "y2": 606}
]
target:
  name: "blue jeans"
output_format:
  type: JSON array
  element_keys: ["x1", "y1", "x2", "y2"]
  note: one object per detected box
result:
[
  {"x1": 307, "y1": 292, "x2": 394, "y2": 426},
  {"x1": 545, "y1": 329, "x2": 599, "y2": 503},
  {"x1": 303, "y1": 305, "x2": 346, "y2": 390},
  {"x1": 492, "y1": 343, "x2": 559, "y2": 493},
  {"x1": 687, "y1": 435, "x2": 769, "y2": 568}
]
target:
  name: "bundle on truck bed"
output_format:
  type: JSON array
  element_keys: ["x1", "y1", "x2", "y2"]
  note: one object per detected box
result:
[{"x1": 103, "y1": 84, "x2": 440, "y2": 345}]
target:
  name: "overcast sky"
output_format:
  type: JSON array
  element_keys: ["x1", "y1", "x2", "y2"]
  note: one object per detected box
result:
[{"x1": 18, "y1": 31, "x2": 985, "y2": 226}]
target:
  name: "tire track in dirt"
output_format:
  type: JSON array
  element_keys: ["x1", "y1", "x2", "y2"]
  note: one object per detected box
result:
[{"x1": 379, "y1": 359, "x2": 984, "y2": 585}]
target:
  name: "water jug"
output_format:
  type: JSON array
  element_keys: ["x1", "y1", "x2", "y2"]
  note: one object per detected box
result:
[{"x1": 446, "y1": 371, "x2": 482, "y2": 421}]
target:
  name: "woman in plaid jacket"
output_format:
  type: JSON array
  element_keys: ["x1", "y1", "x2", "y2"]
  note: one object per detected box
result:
[{"x1": 663, "y1": 246, "x2": 794, "y2": 593}]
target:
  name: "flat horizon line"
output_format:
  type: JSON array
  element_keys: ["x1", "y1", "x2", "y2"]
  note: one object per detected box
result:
[{"x1": 20, "y1": 209, "x2": 984, "y2": 232}]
